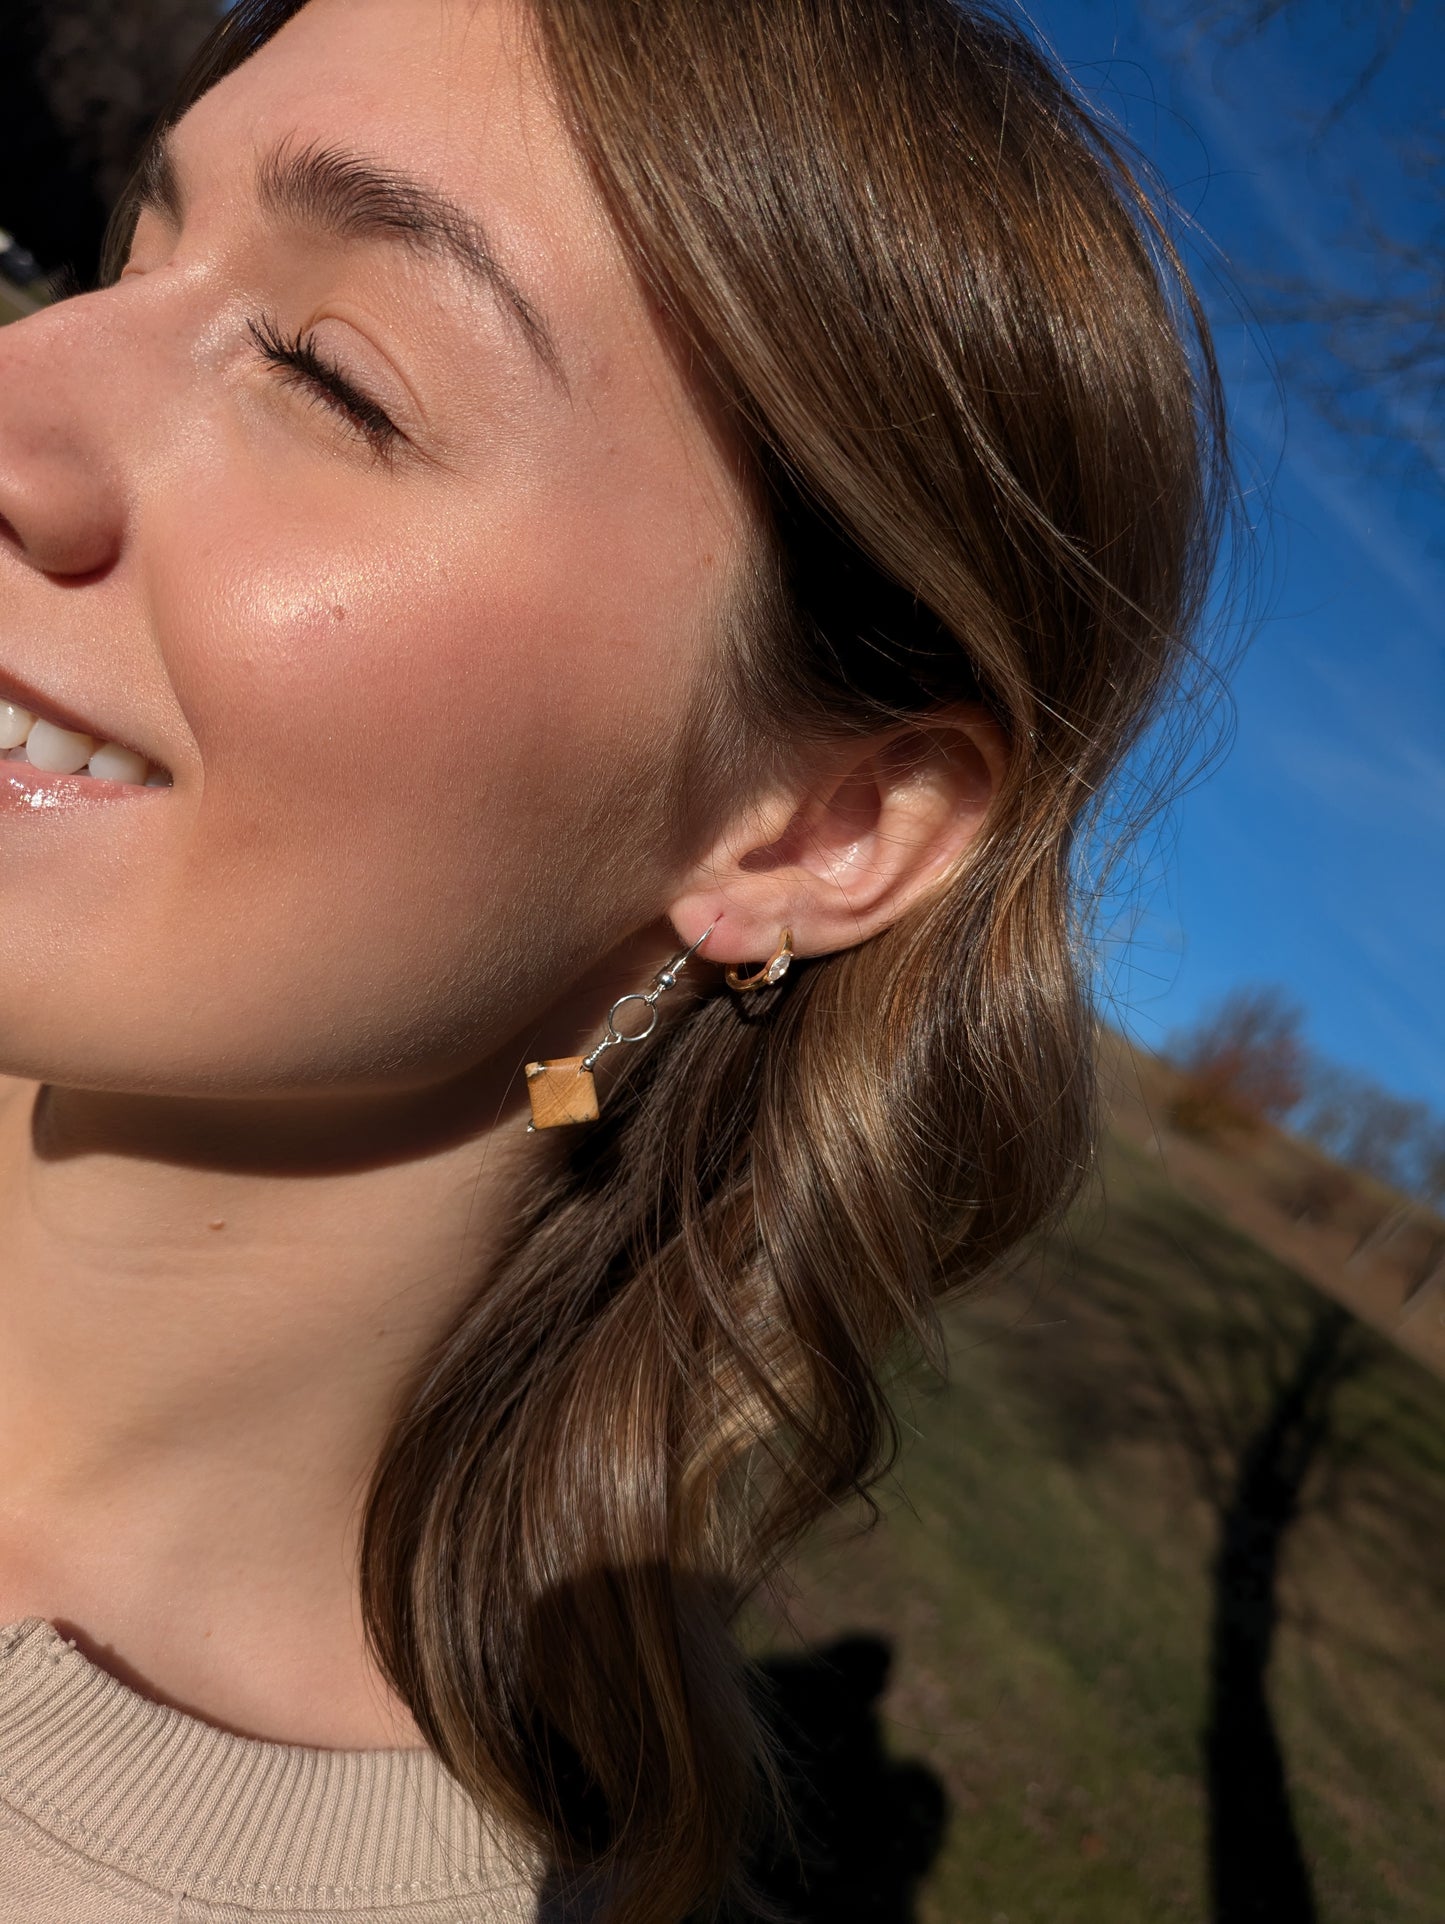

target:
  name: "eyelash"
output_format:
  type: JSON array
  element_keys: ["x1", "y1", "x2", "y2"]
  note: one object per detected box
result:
[{"x1": 245, "y1": 313, "x2": 403, "y2": 463}]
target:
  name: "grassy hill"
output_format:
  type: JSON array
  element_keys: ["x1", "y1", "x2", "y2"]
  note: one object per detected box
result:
[{"x1": 746, "y1": 1050, "x2": 1445, "y2": 1923}]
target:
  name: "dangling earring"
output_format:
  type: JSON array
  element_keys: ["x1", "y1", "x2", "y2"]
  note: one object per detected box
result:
[
  {"x1": 524, "y1": 923, "x2": 716, "y2": 1131},
  {"x1": 724, "y1": 928, "x2": 793, "y2": 992}
]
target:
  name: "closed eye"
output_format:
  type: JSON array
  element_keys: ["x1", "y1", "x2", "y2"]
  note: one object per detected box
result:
[{"x1": 245, "y1": 313, "x2": 404, "y2": 463}]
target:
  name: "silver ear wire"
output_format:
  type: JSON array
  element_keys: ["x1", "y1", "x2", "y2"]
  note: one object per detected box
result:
[
  {"x1": 523, "y1": 923, "x2": 716, "y2": 1131},
  {"x1": 581, "y1": 921, "x2": 716, "y2": 1070}
]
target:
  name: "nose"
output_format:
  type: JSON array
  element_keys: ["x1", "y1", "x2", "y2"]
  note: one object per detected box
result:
[{"x1": 0, "y1": 293, "x2": 128, "y2": 581}]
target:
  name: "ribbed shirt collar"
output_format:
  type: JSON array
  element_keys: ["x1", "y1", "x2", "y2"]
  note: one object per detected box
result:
[{"x1": 0, "y1": 1617, "x2": 535, "y2": 1911}]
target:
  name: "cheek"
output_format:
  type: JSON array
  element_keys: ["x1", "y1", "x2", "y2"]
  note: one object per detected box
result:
[
  {"x1": 175, "y1": 498, "x2": 683, "y2": 868},
  {"x1": 118, "y1": 490, "x2": 699, "y2": 1085},
  {"x1": 0, "y1": 417, "x2": 740, "y2": 1097}
]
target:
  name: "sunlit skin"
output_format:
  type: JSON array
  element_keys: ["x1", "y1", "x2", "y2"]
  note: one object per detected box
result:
[{"x1": 0, "y1": 0, "x2": 1004, "y2": 1748}]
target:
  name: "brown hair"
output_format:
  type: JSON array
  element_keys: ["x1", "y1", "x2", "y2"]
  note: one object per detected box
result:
[{"x1": 108, "y1": 3, "x2": 1232, "y2": 1916}]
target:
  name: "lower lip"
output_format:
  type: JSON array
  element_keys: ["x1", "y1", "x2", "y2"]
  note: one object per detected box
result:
[{"x1": 0, "y1": 760, "x2": 171, "y2": 811}]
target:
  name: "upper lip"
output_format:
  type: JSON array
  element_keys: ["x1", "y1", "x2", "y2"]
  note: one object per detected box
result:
[{"x1": 0, "y1": 664, "x2": 166, "y2": 771}]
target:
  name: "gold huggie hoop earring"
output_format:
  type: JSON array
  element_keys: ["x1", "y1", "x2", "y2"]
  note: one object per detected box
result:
[
  {"x1": 524, "y1": 923, "x2": 716, "y2": 1131},
  {"x1": 724, "y1": 928, "x2": 793, "y2": 992}
]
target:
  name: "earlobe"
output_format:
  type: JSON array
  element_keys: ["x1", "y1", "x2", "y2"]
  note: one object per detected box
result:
[{"x1": 669, "y1": 703, "x2": 1007, "y2": 968}]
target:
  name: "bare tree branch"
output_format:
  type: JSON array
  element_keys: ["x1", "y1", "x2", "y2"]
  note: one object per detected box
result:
[{"x1": 1150, "y1": 0, "x2": 1445, "y2": 488}]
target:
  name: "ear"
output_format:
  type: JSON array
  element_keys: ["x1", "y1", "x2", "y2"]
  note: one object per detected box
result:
[{"x1": 669, "y1": 703, "x2": 1008, "y2": 967}]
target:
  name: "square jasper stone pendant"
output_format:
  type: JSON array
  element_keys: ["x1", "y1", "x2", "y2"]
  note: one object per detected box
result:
[{"x1": 524, "y1": 1056, "x2": 600, "y2": 1130}]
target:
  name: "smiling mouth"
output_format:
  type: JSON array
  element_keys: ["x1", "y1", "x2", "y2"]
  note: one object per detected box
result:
[{"x1": 0, "y1": 694, "x2": 171, "y2": 789}]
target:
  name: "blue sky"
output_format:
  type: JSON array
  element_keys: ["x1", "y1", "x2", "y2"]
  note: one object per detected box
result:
[{"x1": 1033, "y1": 0, "x2": 1445, "y2": 1108}]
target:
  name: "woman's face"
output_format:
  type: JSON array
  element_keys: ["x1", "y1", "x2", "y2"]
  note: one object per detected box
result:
[{"x1": 0, "y1": 0, "x2": 753, "y2": 1098}]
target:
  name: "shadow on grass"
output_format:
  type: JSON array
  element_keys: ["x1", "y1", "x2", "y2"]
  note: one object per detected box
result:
[
  {"x1": 733, "y1": 1633, "x2": 948, "y2": 1924},
  {"x1": 1204, "y1": 1300, "x2": 1365, "y2": 1924},
  {"x1": 1009, "y1": 1165, "x2": 1385, "y2": 1924}
]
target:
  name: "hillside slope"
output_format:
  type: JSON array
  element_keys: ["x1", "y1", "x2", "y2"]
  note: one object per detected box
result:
[{"x1": 748, "y1": 1084, "x2": 1445, "y2": 1923}]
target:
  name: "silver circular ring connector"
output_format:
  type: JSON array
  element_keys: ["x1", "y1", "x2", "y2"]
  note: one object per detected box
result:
[
  {"x1": 577, "y1": 923, "x2": 716, "y2": 1073},
  {"x1": 606, "y1": 992, "x2": 661, "y2": 1045}
]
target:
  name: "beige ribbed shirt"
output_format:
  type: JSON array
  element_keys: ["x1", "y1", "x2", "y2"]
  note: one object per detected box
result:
[{"x1": 0, "y1": 1618, "x2": 543, "y2": 1921}]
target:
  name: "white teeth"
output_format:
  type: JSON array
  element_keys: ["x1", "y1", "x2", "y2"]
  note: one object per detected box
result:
[
  {"x1": 0, "y1": 697, "x2": 170, "y2": 785},
  {"x1": 25, "y1": 718, "x2": 96, "y2": 775},
  {"x1": 86, "y1": 741, "x2": 149, "y2": 785},
  {"x1": 0, "y1": 702, "x2": 34, "y2": 750}
]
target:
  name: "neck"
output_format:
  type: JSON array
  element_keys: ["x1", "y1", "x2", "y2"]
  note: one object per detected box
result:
[
  {"x1": 0, "y1": 919, "x2": 690, "y2": 1746},
  {"x1": 0, "y1": 1066, "x2": 532, "y2": 1636}
]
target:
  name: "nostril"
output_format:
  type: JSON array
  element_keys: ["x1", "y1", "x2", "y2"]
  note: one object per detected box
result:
[{"x1": 0, "y1": 501, "x2": 121, "y2": 583}]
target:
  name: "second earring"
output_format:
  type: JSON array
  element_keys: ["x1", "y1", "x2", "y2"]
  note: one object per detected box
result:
[{"x1": 724, "y1": 928, "x2": 793, "y2": 992}]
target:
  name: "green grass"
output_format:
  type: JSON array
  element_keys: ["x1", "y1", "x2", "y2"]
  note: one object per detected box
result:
[{"x1": 752, "y1": 1134, "x2": 1445, "y2": 1922}]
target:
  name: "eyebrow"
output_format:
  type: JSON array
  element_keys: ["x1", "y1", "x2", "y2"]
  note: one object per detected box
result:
[{"x1": 135, "y1": 130, "x2": 565, "y2": 386}]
